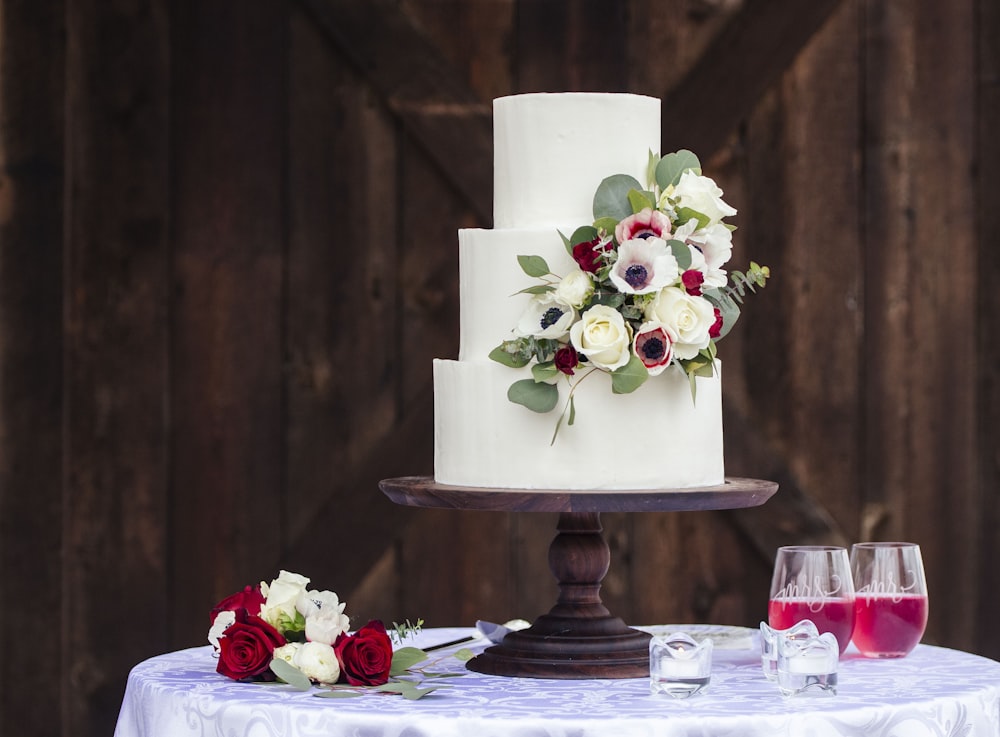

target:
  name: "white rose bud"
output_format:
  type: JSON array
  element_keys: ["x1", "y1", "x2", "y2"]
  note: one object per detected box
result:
[
  {"x1": 671, "y1": 171, "x2": 737, "y2": 227},
  {"x1": 555, "y1": 269, "x2": 594, "y2": 309},
  {"x1": 259, "y1": 570, "x2": 310, "y2": 630},
  {"x1": 272, "y1": 642, "x2": 302, "y2": 665},
  {"x1": 293, "y1": 641, "x2": 342, "y2": 684},
  {"x1": 645, "y1": 287, "x2": 715, "y2": 360},
  {"x1": 569, "y1": 304, "x2": 632, "y2": 371}
]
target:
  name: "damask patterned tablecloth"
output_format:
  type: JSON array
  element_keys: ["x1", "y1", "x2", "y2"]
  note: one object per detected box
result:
[{"x1": 115, "y1": 626, "x2": 1000, "y2": 737}]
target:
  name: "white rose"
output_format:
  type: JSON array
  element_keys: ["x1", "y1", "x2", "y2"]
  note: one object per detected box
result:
[
  {"x1": 208, "y1": 610, "x2": 236, "y2": 651},
  {"x1": 555, "y1": 269, "x2": 594, "y2": 308},
  {"x1": 293, "y1": 641, "x2": 342, "y2": 684},
  {"x1": 515, "y1": 292, "x2": 576, "y2": 339},
  {"x1": 569, "y1": 304, "x2": 632, "y2": 371},
  {"x1": 671, "y1": 171, "x2": 737, "y2": 227},
  {"x1": 259, "y1": 570, "x2": 310, "y2": 630},
  {"x1": 272, "y1": 642, "x2": 302, "y2": 665},
  {"x1": 645, "y1": 287, "x2": 715, "y2": 359},
  {"x1": 296, "y1": 589, "x2": 351, "y2": 645}
]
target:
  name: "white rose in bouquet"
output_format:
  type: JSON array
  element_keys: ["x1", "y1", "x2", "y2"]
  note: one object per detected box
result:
[
  {"x1": 259, "y1": 570, "x2": 310, "y2": 630},
  {"x1": 570, "y1": 304, "x2": 632, "y2": 371},
  {"x1": 272, "y1": 642, "x2": 302, "y2": 665},
  {"x1": 645, "y1": 287, "x2": 715, "y2": 360},
  {"x1": 293, "y1": 641, "x2": 342, "y2": 684},
  {"x1": 555, "y1": 269, "x2": 594, "y2": 309},
  {"x1": 670, "y1": 170, "x2": 737, "y2": 227}
]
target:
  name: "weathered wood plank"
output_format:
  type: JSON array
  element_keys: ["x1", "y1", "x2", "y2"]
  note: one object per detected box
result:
[
  {"x1": 62, "y1": 1, "x2": 171, "y2": 735},
  {"x1": 862, "y1": 0, "x2": 978, "y2": 650},
  {"x1": 976, "y1": 0, "x2": 1000, "y2": 661},
  {"x1": 297, "y1": 0, "x2": 493, "y2": 222},
  {"x1": 169, "y1": 0, "x2": 287, "y2": 646},
  {"x1": 661, "y1": 0, "x2": 845, "y2": 157},
  {"x1": 0, "y1": 2, "x2": 66, "y2": 735}
]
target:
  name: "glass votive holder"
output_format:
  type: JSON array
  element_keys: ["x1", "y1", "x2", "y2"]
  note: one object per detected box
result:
[
  {"x1": 649, "y1": 632, "x2": 713, "y2": 698},
  {"x1": 760, "y1": 619, "x2": 819, "y2": 681},
  {"x1": 776, "y1": 630, "x2": 839, "y2": 697}
]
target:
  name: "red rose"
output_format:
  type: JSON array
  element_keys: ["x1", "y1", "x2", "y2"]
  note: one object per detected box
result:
[
  {"x1": 334, "y1": 620, "x2": 393, "y2": 686},
  {"x1": 681, "y1": 269, "x2": 705, "y2": 296},
  {"x1": 210, "y1": 584, "x2": 265, "y2": 623},
  {"x1": 553, "y1": 345, "x2": 578, "y2": 376},
  {"x1": 571, "y1": 237, "x2": 611, "y2": 274},
  {"x1": 216, "y1": 608, "x2": 286, "y2": 681},
  {"x1": 709, "y1": 307, "x2": 724, "y2": 338}
]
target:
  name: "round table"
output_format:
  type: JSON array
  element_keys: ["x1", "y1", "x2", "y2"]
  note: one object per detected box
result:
[{"x1": 114, "y1": 626, "x2": 1000, "y2": 737}]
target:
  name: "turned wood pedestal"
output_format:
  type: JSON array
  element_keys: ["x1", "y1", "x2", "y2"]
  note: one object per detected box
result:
[{"x1": 379, "y1": 477, "x2": 777, "y2": 679}]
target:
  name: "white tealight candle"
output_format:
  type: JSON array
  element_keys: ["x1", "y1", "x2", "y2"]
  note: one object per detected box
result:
[
  {"x1": 660, "y1": 657, "x2": 704, "y2": 679},
  {"x1": 786, "y1": 652, "x2": 833, "y2": 675}
]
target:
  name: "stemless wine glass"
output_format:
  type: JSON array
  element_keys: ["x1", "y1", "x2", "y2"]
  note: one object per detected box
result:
[
  {"x1": 850, "y1": 542, "x2": 928, "y2": 658},
  {"x1": 768, "y1": 546, "x2": 855, "y2": 654}
]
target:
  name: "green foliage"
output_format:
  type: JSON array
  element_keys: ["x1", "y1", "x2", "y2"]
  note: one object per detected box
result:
[
  {"x1": 592, "y1": 216, "x2": 619, "y2": 236},
  {"x1": 269, "y1": 658, "x2": 313, "y2": 691},
  {"x1": 627, "y1": 188, "x2": 656, "y2": 214},
  {"x1": 388, "y1": 647, "x2": 428, "y2": 676},
  {"x1": 593, "y1": 174, "x2": 643, "y2": 221},
  {"x1": 655, "y1": 149, "x2": 701, "y2": 189},
  {"x1": 611, "y1": 354, "x2": 649, "y2": 395},
  {"x1": 508, "y1": 379, "x2": 559, "y2": 413},
  {"x1": 390, "y1": 618, "x2": 424, "y2": 644},
  {"x1": 489, "y1": 344, "x2": 531, "y2": 368},
  {"x1": 674, "y1": 206, "x2": 710, "y2": 231},
  {"x1": 517, "y1": 254, "x2": 550, "y2": 278},
  {"x1": 666, "y1": 238, "x2": 692, "y2": 270},
  {"x1": 531, "y1": 362, "x2": 559, "y2": 383}
]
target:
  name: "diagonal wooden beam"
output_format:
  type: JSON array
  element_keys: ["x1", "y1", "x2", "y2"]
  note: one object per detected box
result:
[
  {"x1": 296, "y1": 0, "x2": 493, "y2": 223},
  {"x1": 662, "y1": 0, "x2": 846, "y2": 157}
]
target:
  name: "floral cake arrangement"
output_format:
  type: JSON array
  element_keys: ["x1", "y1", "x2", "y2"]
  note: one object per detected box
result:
[{"x1": 489, "y1": 149, "x2": 768, "y2": 438}]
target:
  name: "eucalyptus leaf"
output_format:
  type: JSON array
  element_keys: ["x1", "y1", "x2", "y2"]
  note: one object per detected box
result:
[
  {"x1": 593, "y1": 174, "x2": 642, "y2": 221},
  {"x1": 515, "y1": 284, "x2": 555, "y2": 296},
  {"x1": 610, "y1": 354, "x2": 649, "y2": 394},
  {"x1": 269, "y1": 658, "x2": 313, "y2": 691},
  {"x1": 674, "y1": 206, "x2": 710, "y2": 231},
  {"x1": 489, "y1": 345, "x2": 530, "y2": 368},
  {"x1": 655, "y1": 149, "x2": 701, "y2": 189},
  {"x1": 702, "y1": 288, "x2": 740, "y2": 340},
  {"x1": 646, "y1": 150, "x2": 660, "y2": 189},
  {"x1": 517, "y1": 254, "x2": 550, "y2": 278},
  {"x1": 627, "y1": 188, "x2": 656, "y2": 214},
  {"x1": 403, "y1": 685, "x2": 449, "y2": 700},
  {"x1": 453, "y1": 648, "x2": 476, "y2": 662},
  {"x1": 508, "y1": 379, "x2": 559, "y2": 413},
  {"x1": 389, "y1": 647, "x2": 428, "y2": 676},
  {"x1": 314, "y1": 689, "x2": 364, "y2": 699},
  {"x1": 666, "y1": 239, "x2": 691, "y2": 270},
  {"x1": 568, "y1": 394, "x2": 576, "y2": 426},
  {"x1": 532, "y1": 363, "x2": 559, "y2": 383},
  {"x1": 592, "y1": 217, "x2": 619, "y2": 238},
  {"x1": 569, "y1": 225, "x2": 599, "y2": 245}
]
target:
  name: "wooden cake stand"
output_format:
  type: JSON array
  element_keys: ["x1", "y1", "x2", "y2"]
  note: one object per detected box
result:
[{"x1": 379, "y1": 476, "x2": 777, "y2": 679}]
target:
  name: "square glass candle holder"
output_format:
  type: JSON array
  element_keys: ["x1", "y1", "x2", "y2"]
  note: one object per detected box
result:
[
  {"x1": 649, "y1": 632, "x2": 713, "y2": 698},
  {"x1": 776, "y1": 630, "x2": 839, "y2": 697},
  {"x1": 760, "y1": 619, "x2": 820, "y2": 681}
]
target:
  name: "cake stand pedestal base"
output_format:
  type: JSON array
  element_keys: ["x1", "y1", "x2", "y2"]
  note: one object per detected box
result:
[
  {"x1": 379, "y1": 476, "x2": 777, "y2": 679},
  {"x1": 467, "y1": 511, "x2": 649, "y2": 678}
]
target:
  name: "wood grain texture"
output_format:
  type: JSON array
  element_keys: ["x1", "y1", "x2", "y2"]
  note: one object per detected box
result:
[{"x1": 0, "y1": 2, "x2": 66, "y2": 735}]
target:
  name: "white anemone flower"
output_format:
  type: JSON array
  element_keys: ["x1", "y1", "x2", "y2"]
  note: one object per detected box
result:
[
  {"x1": 515, "y1": 293, "x2": 577, "y2": 339},
  {"x1": 608, "y1": 237, "x2": 679, "y2": 295}
]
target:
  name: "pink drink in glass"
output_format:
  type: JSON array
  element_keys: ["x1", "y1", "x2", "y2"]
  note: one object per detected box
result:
[
  {"x1": 768, "y1": 597, "x2": 855, "y2": 654},
  {"x1": 852, "y1": 594, "x2": 928, "y2": 657}
]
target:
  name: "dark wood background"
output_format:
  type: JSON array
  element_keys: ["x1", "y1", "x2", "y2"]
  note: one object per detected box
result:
[{"x1": 1, "y1": 0, "x2": 997, "y2": 735}]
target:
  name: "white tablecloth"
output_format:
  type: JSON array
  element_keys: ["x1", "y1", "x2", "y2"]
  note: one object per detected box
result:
[{"x1": 115, "y1": 626, "x2": 1000, "y2": 737}]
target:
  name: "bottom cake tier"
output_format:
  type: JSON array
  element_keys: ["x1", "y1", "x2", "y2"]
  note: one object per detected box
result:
[{"x1": 433, "y1": 359, "x2": 725, "y2": 490}]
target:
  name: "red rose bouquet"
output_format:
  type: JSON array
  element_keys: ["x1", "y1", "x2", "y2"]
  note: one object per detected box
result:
[{"x1": 209, "y1": 570, "x2": 459, "y2": 699}]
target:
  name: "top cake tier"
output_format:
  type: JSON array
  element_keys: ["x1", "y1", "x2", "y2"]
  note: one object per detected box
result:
[{"x1": 492, "y1": 93, "x2": 662, "y2": 229}]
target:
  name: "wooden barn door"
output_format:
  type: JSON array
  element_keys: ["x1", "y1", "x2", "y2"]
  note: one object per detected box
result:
[{"x1": 1, "y1": 1, "x2": 996, "y2": 736}]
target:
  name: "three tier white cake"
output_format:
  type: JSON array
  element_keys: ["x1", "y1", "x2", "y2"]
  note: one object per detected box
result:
[{"x1": 433, "y1": 93, "x2": 726, "y2": 490}]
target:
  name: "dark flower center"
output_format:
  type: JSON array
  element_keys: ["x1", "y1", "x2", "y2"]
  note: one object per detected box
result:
[
  {"x1": 641, "y1": 337, "x2": 666, "y2": 361},
  {"x1": 539, "y1": 306, "x2": 565, "y2": 330},
  {"x1": 624, "y1": 263, "x2": 649, "y2": 288}
]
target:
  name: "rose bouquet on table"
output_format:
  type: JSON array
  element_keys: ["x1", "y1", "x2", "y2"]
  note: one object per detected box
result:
[
  {"x1": 208, "y1": 570, "x2": 462, "y2": 699},
  {"x1": 489, "y1": 149, "x2": 769, "y2": 440}
]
